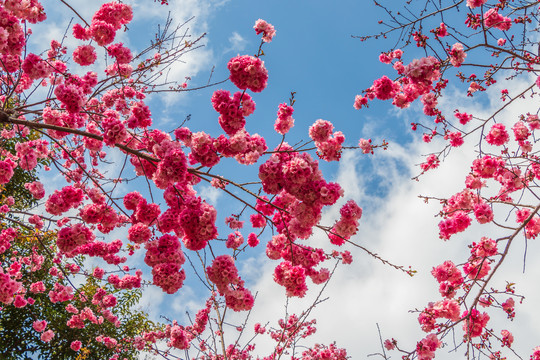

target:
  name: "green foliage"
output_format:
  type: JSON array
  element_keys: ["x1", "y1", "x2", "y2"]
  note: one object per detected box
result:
[{"x1": 0, "y1": 227, "x2": 158, "y2": 360}]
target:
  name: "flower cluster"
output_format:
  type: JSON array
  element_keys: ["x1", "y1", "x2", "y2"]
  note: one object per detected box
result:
[
  {"x1": 462, "y1": 309, "x2": 490, "y2": 338},
  {"x1": 449, "y1": 43, "x2": 466, "y2": 67},
  {"x1": 274, "y1": 103, "x2": 294, "y2": 135},
  {"x1": 227, "y1": 55, "x2": 268, "y2": 93},
  {"x1": 484, "y1": 8, "x2": 512, "y2": 31},
  {"x1": 73, "y1": 2, "x2": 133, "y2": 46},
  {"x1": 45, "y1": 185, "x2": 84, "y2": 216},
  {"x1": 144, "y1": 234, "x2": 186, "y2": 294},
  {"x1": 329, "y1": 200, "x2": 363, "y2": 245},
  {"x1": 431, "y1": 260, "x2": 464, "y2": 298},
  {"x1": 309, "y1": 119, "x2": 345, "y2": 161},
  {"x1": 253, "y1": 19, "x2": 275, "y2": 42},
  {"x1": 211, "y1": 90, "x2": 255, "y2": 135},
  {"x1": 206, "y1": 255, "x2": 254, "y2": 311}
]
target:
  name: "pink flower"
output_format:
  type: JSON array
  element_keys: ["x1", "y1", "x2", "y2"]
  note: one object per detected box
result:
[
  {"x1": 421, "y1": 154, "x2": 440, "y2": 171},
  {"x1": 484, "y1": 8, "x2": 512, "y2": 31},
  {"x1": 462, "y1": 309, "x2": 490, "y2": 337},
  {"x1": 384, "y1": 339, "x2": 395, "y2": 350},
  {"x1": 467, "y1": 0, "x2": 487, "y2": 8},
  {"x1": 446, "y1": 131, "x2": 464, "y2": 147},
  {"x1": 70, "y1": 340, "x2": 82, "y2": 351},
  {"x1": 501, "y1": 330, "x2": 514, "y2": 347},
  {"x1": 73, "y1": 45, "x2": 97, "y2": 66},
  {"x1": 41, "y1": 330, "x2": 55, "y2": 343},
  {"x1": 485, "y1": 123, "x2": 509, "y2": 146},
  {"x1": 353, "y1": 95, "x2": 368, "y2": 109},
  {"x1": 0, "y1": 160, "x2": 14, "y2": 184},
  {"x1": 435, "y1": 23, "x2": 448, "y2": 37},
  {"x1": 358, "y1": 138, "x2": 373, "y2": 154},
  {"x1": 449, "y1": 43, "x2": 466, "y2": 67},
  {"x1": 253, "y1": 19, "x2": 275, "y2": 42},
  {"x1": 227, "y1": 55, "x2": 268, "y2": 92},
  {"x1": 247, "y1": 232, "x2": 259, "y2": 247},
  {"x1": 309, "y1": 119, "x2": 334, "y2": 142},
  {"x1": 90, "y1": 20, "x2": 116, "y2": 46},
  {"x1": 33, "y1": 320, "x2": 47, "y2": 332},
  {"x1": 107, "y1": 43, "x2": 133, "y2": 64},
  {"x1": 416, "y1": 334, "x2": 441, "y2": 360},
  {"x1": 371, "y1": 75, "x2": 400, "y2": 100},
  {"x1": 274, "y1": 103, "x2": 294, "y2": 135},
  {"x1": 273, "y1": 261, "x2": 308, "y2": 297}
]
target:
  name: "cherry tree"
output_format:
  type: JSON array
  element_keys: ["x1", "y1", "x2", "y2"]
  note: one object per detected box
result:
[
  {"x1": 0, "y1": 0, "x2": 539, "y2": 359},
  {"x1": 0, "y1": 1, "x2": 372, "y2": 359},
  {"x1": 353, "y1": 0, "x2": 540, "y2": 359}
]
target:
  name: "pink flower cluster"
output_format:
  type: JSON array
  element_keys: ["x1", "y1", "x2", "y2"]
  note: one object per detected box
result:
[
  {"x1": 102, "y1": 112, "x2": 128, "y2": 146},
  {"x1": 107, "y1": 42, "x2": 133, "y2": 64},
  {"x1": 211, "y1": 90, "x2": 255, "y2": 135},
  {"x1": 45, "y1": 185, "x2": 84, "y2": 216},
  {"x1": 0, "y1": 5, "x2": 27, "y2": 57},
  {"x1": 484, "y1": 8, "x2": 512, "y2": 31},
  {"x1": 274, "y1": 103, "x2": 294, "y2": 135},
  {"x1": 127, "y1": 101, "x2": 152, "y2": 129},
  {"x1": 80, "y1": 202, "x2": 122, "y2": 234},
  {"x1": 449, "y1": 43, "x2": 466, "y2": 67},
  {"x1": 178, "y1": 130, "x2": 219, "y2": 167},
  {"x1": 359, "y1": 54, "x2": 442, "y2": 113},
  {"x1": 206, "y1": 255, "x2": 254, "y2": 311},
  {"x1": 215, "y1": 130, "x2": 268, "y2": 165},
  {"x1": 418, "y1": 299, "x2": 461, "y2": 332},
  {"x1": 420, "y1": 154, "x2": 440, "y2": 172},
  {"x1": 253, "y1": 19, "x2": 275, "y2": 42},
  {"x1": 463, "y1": 237, "x2": 496, "y2": 280},
  {"x1": 329, "y1": 200, "x2": 362, "y2": 246},
  {"x1": 438, "y1": 211, "x2": 471, "y2": 240},
  {"x1": 309, "y1": 119, "x2": 345, "y2": 161},
  {"x1": 57, "y1": 223, "x2": 95, "y2": 255},
  {"x1": 416, "y1": 334, "x2": 441, "y2": 360},
  {"x1": 128, "y1": 223, "x2": 152, "y2": 244},
  {"x1": 73, "y1": 2, "x2": 133, "y2": 46},
  {"x1": 227, "y1": 55, "x2": 268, "y2": 93},
  {"x1": 22, "y1": 53, "x2": 53, "y2": 80},
  {"x1": 152, "y1": 141, "x2": 188, "y2": 189},
  {"x1": 73, "y1": 239, "x2": 126, "y2": 265},
  {"x1": 0, "y1": 267, "x2": 22, "y2": 304},
  {"x1": 0, "y1": 159, "x2": 14, "y2": 184},
  {"x1": 462, "y1": 309, "x2": 490, "y2": 338},
  {"x1": 48, "y1": 282, "x2": 74, "y2": 303},
  {"x1": 144, "y1": 234, "x2": 186, "y2": 294},
  {"x1": 73, "y1": 45, "x2": 97, "y2": 66},
  {"x1": 260, "y1": 144, "x2": 343, "y2": 235},
  {"x1": 455, "y1": 111, "x2": 473, "y2": 124},
  {"x1": 273, "y1": 260, "x2": 308, "y2": 297},
  {"x1": 269, "y1": 314, "x2": 317, "y2": 348},
  {"x1": 466, "y1": 0, "x2": 487, "y2": 8},
  {"x1": 485, "y1": 123, "x2": 509, "y2": 146},
  {"x1": 0, "y1": 228, "x2": 17, "y2": 254},
  {"x1": 15, "y1": 139, "x2": 49, "y2": 171},
  {"x1": 438, "y1": 188, "x2": 496, "y2": 239},
  {"x1": 54, "y1": 83, "x2": 86, "y2": 114},
  {"x1": 301, "y1": 343, "x2": 348, "y2": 360},
  {"x1": 358, "y1": 138, "x2": 373, "y2": 154},
  {"x1": 431, "y1": 260, "x2": 464, "y2": 298}
]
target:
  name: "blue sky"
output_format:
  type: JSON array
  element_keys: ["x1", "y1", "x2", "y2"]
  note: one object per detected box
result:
[{"x1": 27, "y1": 1, "x2": 540, "y2": 359}]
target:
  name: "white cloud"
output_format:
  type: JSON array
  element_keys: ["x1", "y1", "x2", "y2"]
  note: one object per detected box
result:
[{"x1": 225, "y1": 32, "x2": 248, "y2": 54}]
